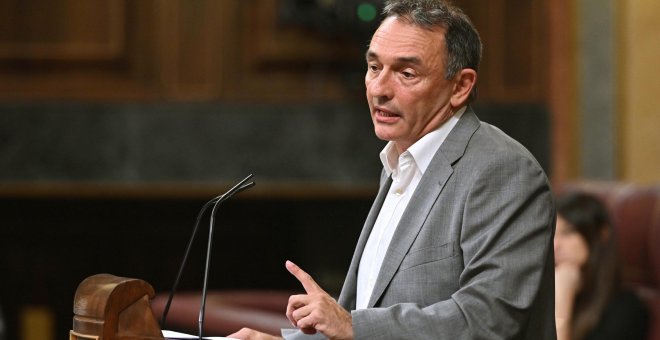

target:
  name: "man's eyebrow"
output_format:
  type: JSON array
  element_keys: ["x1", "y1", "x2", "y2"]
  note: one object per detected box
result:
[
  {"x1": 395, "y1": 56, "x2": 422, "y2": 65},
  {"x1": 365, "y1": 51, "x2": 422, "y2": 66}
]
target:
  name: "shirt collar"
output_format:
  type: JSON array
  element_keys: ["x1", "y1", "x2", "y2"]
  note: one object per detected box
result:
[{"x1": 380, "y1": 106, "x2": 466, "y2": 176}]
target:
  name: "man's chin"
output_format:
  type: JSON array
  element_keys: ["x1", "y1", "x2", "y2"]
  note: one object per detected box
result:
[{"x1": 374, "y1": 128, "x2": 399, "y2": 142}]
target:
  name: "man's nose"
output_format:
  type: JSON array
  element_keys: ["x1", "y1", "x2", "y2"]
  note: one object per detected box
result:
[{"x1": 368, "y1": 72, "x2": 394, "y2": 100}]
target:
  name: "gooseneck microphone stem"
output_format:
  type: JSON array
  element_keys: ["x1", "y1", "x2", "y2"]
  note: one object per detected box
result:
[
  {"x1": 160, "y1": 196, "x2": 219, "y2": 329},
  {"x1": 198, "y1": 195, "x2": 223, "y2": 339},
  {"x1": 159, "y1": 174, "x2": 255, "y2": 334},
  {"x1": 198, "y1": 176, "x2": 255, "y2": 339}
]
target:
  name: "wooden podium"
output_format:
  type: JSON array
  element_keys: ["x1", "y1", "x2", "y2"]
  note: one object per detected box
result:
[{"x1": 70, "y1": 274, "x2": 165, "y2": 340}]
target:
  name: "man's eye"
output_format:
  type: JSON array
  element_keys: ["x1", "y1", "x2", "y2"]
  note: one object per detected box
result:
[
  {"x1": 402, "y1": 71, "x2": 415, "y2": 79},
  {"x1": 369, "y1": 65, "x2": 379, "y2": 72}
]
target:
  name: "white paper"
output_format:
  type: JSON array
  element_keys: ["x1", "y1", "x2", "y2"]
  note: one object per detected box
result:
[{"x1": 162, "y1": 329, "x2": 237, "y2": 340}]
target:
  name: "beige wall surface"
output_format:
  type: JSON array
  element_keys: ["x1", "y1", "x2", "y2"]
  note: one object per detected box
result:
[{"x1": 619, "y1": 0, "x2": 660, "y2": 183}]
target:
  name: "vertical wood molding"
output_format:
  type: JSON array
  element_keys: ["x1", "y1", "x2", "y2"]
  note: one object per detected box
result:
[
  {"x1": 163, "y1": 0, "x2": 232, "y2": 99},
  {"x1": 548, "y1": 0, "x2": 578, "y2": 184},
  {"x1": 618, "y1": 0, "x2": 660, "y2": 183}
]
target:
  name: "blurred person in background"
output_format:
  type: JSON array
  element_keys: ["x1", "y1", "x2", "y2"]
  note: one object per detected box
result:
[{"x1": 554, "y1": 191, "x2": 649, "y2": 340}]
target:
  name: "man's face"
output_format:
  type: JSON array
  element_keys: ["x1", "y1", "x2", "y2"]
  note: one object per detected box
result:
[{"x1": 366, "y1": 17, "x2": 457, "y2": 153}]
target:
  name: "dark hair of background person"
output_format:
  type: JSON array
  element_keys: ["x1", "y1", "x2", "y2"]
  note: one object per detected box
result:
[
  {"x1": 382, "y1": 0, "x2": 482, "y2": 102},
  {"x1": 556, "y1": 192, "x2": 621, "y2": 340}
]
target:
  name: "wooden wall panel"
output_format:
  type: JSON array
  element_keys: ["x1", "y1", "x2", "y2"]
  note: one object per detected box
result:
[
  {"x1": 0, "y1": 0, "x2": 124, "y2": 60},
  {"x1": 0, "y1": 0, "x2": 152, "y2": 100},
  {"x1": 0, "y1": 0, "x2": 548, "y2": 103},
  {"x1": 225, "y1": 0, "x2": 366, "y2": 101},
  {"x1": 458, "y1": 0, "x2": 547, "y2": 103}
]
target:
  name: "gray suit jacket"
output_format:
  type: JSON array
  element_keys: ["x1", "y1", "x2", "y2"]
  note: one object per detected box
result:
[{"x1": 287, "y1": 107, "x2": 556, "y2": 339}]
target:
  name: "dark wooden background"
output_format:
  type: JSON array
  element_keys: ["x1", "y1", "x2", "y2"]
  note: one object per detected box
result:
[{"x1": 0, "y1": 1, "x2": 550, "y2": 339}]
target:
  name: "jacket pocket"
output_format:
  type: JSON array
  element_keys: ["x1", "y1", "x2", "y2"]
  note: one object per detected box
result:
[{"x1": 399, "y1": 241, "x2": 456, "y2": 271}]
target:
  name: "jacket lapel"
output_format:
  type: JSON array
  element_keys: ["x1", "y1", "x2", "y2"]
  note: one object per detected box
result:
[
  {"x1": 338, "y1": 171, "x2": 392, "y2": 309},
  {"x1": 366, "y1": 107, "x2": 481, "y2": 307}
]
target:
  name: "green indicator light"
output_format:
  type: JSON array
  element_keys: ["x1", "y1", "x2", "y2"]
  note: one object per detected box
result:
[{"x1": 357, "y1": 3, "x2": 377, "y2": 22}]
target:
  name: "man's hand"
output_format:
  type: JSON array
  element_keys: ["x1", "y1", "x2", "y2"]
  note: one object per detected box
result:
[
  {"x1": 228, "y1": 327, "x2": 282, "y2": 340},
  {"x1": 285, "y1": 260, "x2": 353, "y2": 340}
]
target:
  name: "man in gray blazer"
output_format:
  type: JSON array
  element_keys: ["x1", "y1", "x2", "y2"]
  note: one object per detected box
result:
[{"x1": 231, "y1": 0, "x2": 556, "y2": 339}]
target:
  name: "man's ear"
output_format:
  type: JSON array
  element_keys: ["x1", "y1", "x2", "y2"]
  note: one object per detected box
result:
[{"x1": 450, "y1": 69, "x2": 477, "y2": 107}]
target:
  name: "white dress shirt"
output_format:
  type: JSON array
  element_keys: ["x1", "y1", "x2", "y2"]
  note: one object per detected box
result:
[{"x1": 355, "y1": 107, "x2": 465, "y2": 309}]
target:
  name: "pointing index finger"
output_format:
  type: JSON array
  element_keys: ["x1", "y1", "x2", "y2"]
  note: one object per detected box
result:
[{"x1": 286, "y1": 260, "x2": 321, "y2": 293}]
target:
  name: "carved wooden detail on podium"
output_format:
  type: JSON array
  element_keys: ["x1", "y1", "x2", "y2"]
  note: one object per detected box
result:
[{"x1": 71, "y1": 273, "x2": 164, "y2": 340}]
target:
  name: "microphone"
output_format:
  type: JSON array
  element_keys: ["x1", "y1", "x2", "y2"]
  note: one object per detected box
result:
[
  {"x1": 198, "y1": 177, "x2": 255, "y2": 339},
  {"x1": 159, "y1": 174, "x2": 255, "y2": 332},
  {"x1": 198, "y1": 179, "x2": 254, "y2": 340}
]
